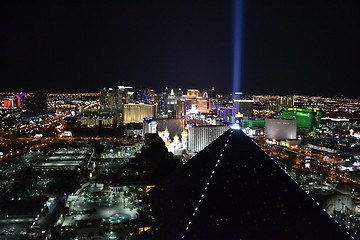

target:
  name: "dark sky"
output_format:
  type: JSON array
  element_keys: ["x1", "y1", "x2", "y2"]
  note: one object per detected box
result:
[{"x1": 0, "y1": 0, "x2": 359, "y2": 97}]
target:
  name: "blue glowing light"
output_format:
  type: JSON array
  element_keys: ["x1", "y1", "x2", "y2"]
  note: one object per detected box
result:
[
  {"x1": 232, "y1": 0, "x2": 244, "y2": 93},
  {"x1": 230, "y1": 123, "x2": 241, "y2": 130},
  {"x1": 149, "y1": 120, "x2": 158, "y2": 125}
]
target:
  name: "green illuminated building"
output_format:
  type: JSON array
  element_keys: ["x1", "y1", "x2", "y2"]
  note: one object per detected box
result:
[
  {"x1": 242, "y1": 119, "x2": 265, "y2": 128},
  {"x1": 243, "y1": 107, "x2": 323, "y2": 131},
  {"x1": 277, "y1": 107, "x2": 323, "y2": 130}
]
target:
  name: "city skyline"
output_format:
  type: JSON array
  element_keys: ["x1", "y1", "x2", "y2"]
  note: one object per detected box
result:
[
  {"x1": 0, "y1": 0, "x2": 359, "y2": 98},
  {"x1": 1, "y1": 85, "x2": 360, "y2": 238}
]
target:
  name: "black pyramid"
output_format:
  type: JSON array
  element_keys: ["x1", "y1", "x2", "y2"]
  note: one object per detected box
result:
[{"x1": 150, "y1": 129, "x2": 352, "y2": 240}]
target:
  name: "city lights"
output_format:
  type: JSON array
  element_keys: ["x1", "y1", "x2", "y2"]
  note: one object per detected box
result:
[{"x1": 1, "y1": 90, "x2": 360, "y2": 239}]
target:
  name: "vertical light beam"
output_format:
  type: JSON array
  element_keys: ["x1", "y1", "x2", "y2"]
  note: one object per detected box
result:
[{"x1": 232, "y1": 0, "x2": 244, "y2": 93}]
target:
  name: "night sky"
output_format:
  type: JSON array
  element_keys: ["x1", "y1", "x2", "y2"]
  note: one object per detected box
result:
[{"x1": 0, "y1": 0, "x2": 359, "y2": 97}]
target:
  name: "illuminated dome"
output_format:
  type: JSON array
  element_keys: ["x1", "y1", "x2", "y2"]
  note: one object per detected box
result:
[
  {"x1": 323, "y1": 193, "x2": 354, "y2": 214},
  {"x1": 335, "y1": 182, "x2": 351, "y2": 195},
  {"x1": 322, "y1": 183, "x2": 354, "y2": 214}
]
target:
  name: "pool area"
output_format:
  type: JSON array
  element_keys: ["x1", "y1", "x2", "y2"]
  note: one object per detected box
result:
[
  {"x1": 105, "y1": 231, "x2": 118, "y2": 240},
  {"x1": 85, "y1": 199, "x2": 117, "y2": 206},
  {"x1": 103, "y1": 213, "x2": 131, "y2": 224},
  {"x1": 63, "y1": 184, "x2": 139, "y2": 227}
]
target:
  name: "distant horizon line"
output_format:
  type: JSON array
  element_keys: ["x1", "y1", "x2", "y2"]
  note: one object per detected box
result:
[{"x1": 0, "y1": 90, "x2": 358, "y2": 99}]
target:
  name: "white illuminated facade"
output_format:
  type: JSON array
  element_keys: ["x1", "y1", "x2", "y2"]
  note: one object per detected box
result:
[
  {"x1": 265, "y1": 118, "x2": 297, "y2": 140},
  {"x1": 123, "y1": 103, "x2": 154, "y2": 124},
  {"x1": 143, "y1": 119, "x2": 158, "y2": 134},
  {"x1": 188, "y1": 125, "x2": 229, "y2": 154}
]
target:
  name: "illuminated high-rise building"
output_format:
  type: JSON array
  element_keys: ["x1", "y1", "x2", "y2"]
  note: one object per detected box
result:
[
  {"x1": 99, "y1": 86, "x2": 133, "y2": 125},
  {"x1": 265, "y1": 118, "x2": 297, "y2": 140},
  {"x1": 100, "y1": 86, "x2": 133, "y2": 112},
  {"x1": 14, "y1": 92, "x2": 30, "y2": 107},
  {"x1": 217, "y1": 107, "x2": 236, "y2": 122},
  {"x1": 187, "y1": 125, "x2": 229, "y2": 154},
  {"x1": 182, "y1": 89, "x2": 210, "y2": 114},
  {"x1": 143, "y1": 118, "x2": 158, "y2": 134},
  {"x1": 233, "y1": 92, "x2": 254, "y2": 121},
  {"x1": 158, "y1": 88, "x2": 184, "y2": 118},
  {"x1": 122, "y1": 103, "x2": 154, "y2": 124},
  {"x1": 187, "y1": 89, "x2": 200, "y2": 97},
  {"x1": 131, "y1": 88, "x2": 153, "y2": 104},
  {"x1": 276, "y1": 96, "x2": 294, "y2": 112}
]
